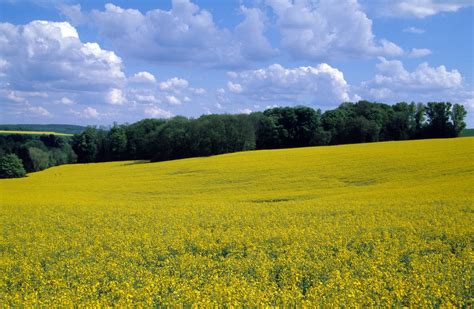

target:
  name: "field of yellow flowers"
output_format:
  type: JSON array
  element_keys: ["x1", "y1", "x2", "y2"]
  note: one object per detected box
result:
[{"x1": 0, "y1": 138, "x2": 473, "y2": 306}]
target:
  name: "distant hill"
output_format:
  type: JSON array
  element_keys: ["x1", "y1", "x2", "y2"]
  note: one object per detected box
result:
[
  {"x1": 461, "y1": 128, "x2": 474, "y2": 137},
  {"x1": 0, "y1": 124, "x2": 85, "y2": 135}
]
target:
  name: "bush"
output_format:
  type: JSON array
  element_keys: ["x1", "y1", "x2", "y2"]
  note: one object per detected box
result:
[{"x1": 0, "y1": 154, "x2": 26, "y2": 178}]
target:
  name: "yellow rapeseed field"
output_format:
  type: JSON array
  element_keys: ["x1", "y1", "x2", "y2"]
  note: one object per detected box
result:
[
  {"x1": 0, "y1": 138, "x2": 473, "y2": 306},
  {"x1": 0, "y1": 130, "x2": 73, "y2": 136}
]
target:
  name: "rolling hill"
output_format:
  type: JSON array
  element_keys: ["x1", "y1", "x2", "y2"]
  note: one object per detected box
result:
[
  {"x1": 0, "y1": 138, "x2": 472, "y2": 306},
  {"x1": 0, "y1": 124, "x2": 85, "y2": 135}
]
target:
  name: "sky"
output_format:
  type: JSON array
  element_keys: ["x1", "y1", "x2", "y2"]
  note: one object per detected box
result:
[{"x1": 0, "y1": 0, "x2": 473, "y2": 126}]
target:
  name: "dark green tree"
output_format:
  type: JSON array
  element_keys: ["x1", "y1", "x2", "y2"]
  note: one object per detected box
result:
[
  {"x1": 0, "y1": 154, "x2": 26, "y2": 178},
  {"x1": 385, "y1": 102, "x2": 416, "y2": 140},
  {"x1": 125, "y1": 119, "x2": 166, "y2": 159},
  {"x1": 40, "y1": 134, "x2": 65, "y2": 148},
  {"x1": 414, "y1": 102, "x2": 426, "y2": 134},
  {"x1": 451, "y1": 104, "x2": 467, "y2": 137},
  {"x1": 108, "y1": 125, "x2": 128, "y2": 160},
  {"x1": 321, "y1": 109, "x2": 346, "y2": 144},
  {"x1": 28, "y1": 147, "x2": 50, "y2": 172},
  {"x1": 72, "y1": 127, "x2": 98, "y2": 163},
  {"x1": 425, "y1": 102, "x2": 453, "y2": 138},
  {"x1": 257, "y1": 106, "x2": 327, "y2": 148},
  {"x1": 150, "y1": 117, "x2": 192, "y2": 161}
]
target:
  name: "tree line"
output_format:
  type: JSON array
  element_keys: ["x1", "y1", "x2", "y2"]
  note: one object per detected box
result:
[
  {"x1": 0, "y1": 101, "x2": 468, "y2": 178},
  {"x1": 70, "y1": 101, "x2": 467, "y2": 163},
  {"x1": 0, "y1": 134, "x2": 77, "y2": 178}
]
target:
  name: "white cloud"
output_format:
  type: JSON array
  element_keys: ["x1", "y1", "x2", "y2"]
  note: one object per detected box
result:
[
  {"x1": 266, "y1": 0, "x2": 403, "y2": 60},
  {"x1": 227, "y1": 63, "x2": 355, "y2": 106},
  {"x1": 0, "y1": 20, "x2": 125, "y2": 92},
  {"x1": 0, "y1": 19, "x2": 214, "y2": 123},
  {"x1": 135, "y1": 94, "x2": 157, "y2": 103},
  {"x1": 380, "y1": 0, "x2": 473, "y2": 18},
  {"x1": 28, "y1": 106, "x2": 51, "y2": 117},
  {"x1": 83, "y1": 106, "x2": 99, "y2": 118},
  {"x1": 106, "y1": 88, "x2": 126, "y2": 105},
  {"x1": 215, "y1": 87, "x2": 230, "y2": 106},
  {"x1": 159, "y1": 77, "x2": 189, "y2": 91},
  {"x1": 5, "y1": 91, "x2": 26, "y2": 103},
  {"x1": 3, "y1": 90, "x2": 48, "y2": 103},
  {"x1": 129, "y1": 71, "x2": 156, "y2": 84},
  {"x1": 59, "y1": 97, "x2": 74, "y2": 105},
  {"x1": 408, "y1": 48, "x2": 432, "y2": 58},
  {"x1": 375, "y1": 57, "x2": 461, "y2": 90},
  {"x1": 144, "y1": 105, "x2": 173, "y2": 118},
  {"x1": 165, "y1": 95, "x2": 182, "y2": 105},
  {"x1": 463, "y1": 96, "x2": 474, "y2": 113},
  {"x1": 191, "y1": 87, "x2": 206, "y2": 94},
  {"x1": 227, "y1": 81, "x2": 243, "y2": 93},
  {"x1": 69, "y1": 106, "x2": 104, "y2": 119},
  {"x1": 234, "y1": 6, "x2": 278, "y2": 60},
  {"x1": 0, "y1": 59, "x2": 9, "y2": 73},
  {"x1": 69, "y1": 106, "x2": 101, "y2": 119},
  {"x1": 362, "y1": 57, "x2": 463, "y2": 99},
  {"x1": 238, "y1": 108, "x2": 252, "y2": 114},
  {"x1": 59, "y1": 4, "x2": 86, "y2": 25},
  {"x1": 403, "y1": 26, "x2": 425, "y2": 34},
  {"x1": 88, "y1": 1, "x2": 276, "y2": 68}
]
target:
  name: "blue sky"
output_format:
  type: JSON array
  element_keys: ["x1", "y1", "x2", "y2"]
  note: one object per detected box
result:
[{"x1": 1, "y1": 0, "x2": 473, "y2": 126}]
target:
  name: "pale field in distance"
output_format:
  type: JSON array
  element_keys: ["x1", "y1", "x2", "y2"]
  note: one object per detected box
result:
[
  {"x1": 0, "y1": 130, "x2": 73, "y2": 136},
  {"x1": 0, "y1": 138, "x2": 473, "y2": 306}
]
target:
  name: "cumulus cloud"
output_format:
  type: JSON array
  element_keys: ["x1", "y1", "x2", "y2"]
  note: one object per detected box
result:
[
  {"x1": 144, "y1": 105, "x2": 173, "y2": 118},
  {"x1": 159, "y1": 77, "x2": 189, "y2": 91},
  {"x1": 0, "y1": 19, "x2": 218, "y2": 123},
  {"x1": 28, "y1": 106, "x2": 51, "y2": 117},
  {"x1": 69, "y1": 107, "x2": 101, "y2": 119},
  {"x1": 191, "y1": 88, "x2": 206, "y2": 95},
  {"x1": 234, "y1": 6, "x2": 278, "y2": 60},
  {"x1": 58, "y1": 97, "x2": 75, "y2": 105},
  {"x1": 165, "y1": 95, "x2": 182, "y2": 105},
  {"x1": 227, "y1": 63, "x2": 355, "y2": 107},
  {"x1": 266, "y1": 0, "x2": 403, "y2": 60},
  {"x1": 403, "y1": 26, "x2": 425, "y2": 34},
  {"x1": 362, "y1": 57, "x2": 462, "y2": 99},
  {"x1": 238, "y1": 108, "x2": 252, "y2": 114},
  {"x1": 227, "y1": 81, "x2": 243, "y2": 94},
  {"x1": 5, "y1": 91, "x2": 26, "y2": 103},
  {"x1": 83, "y1": 106, "x2": 99, "y2": 118},
  {"x1": 88, "y1": 1, "x2": 276, "y2": 68},
  {"x1": 58, "y1": 4, "x2": 86, "y2": 25},
  {"x1": 106, "y1": 88, "x2": 126, "y2": 105},
  {"x1": 0, "y1": 20, "x2": 125, "y2": 93},
  {"x1": 3, "y1": 90, "x2": 48, "y2": 103},
  {"x1": 408, "y1": 48, "x2": 432, "y2": 58},
  {"x1": 128, "y1": 74, "x2": 204, "y2": 115},
  {"x1": 379, "y1": 0, "x2": 473, "y2": 18},
  {"x1": 134, "y1": 94, "x2": 157, "y2": 103},
  {"x1": 129, "y1": 71, "x2": 156, "y2": 84}
]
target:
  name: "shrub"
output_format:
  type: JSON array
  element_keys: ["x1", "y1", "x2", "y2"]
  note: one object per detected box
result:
[{"x1": 0, "y1": 153, "x2": 26, "y2": 178}]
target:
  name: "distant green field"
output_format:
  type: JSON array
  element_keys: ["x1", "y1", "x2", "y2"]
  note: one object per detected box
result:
[
  {"x1": 0, "y1": 130, "x2": 73, "y2": 136},
  {"x1": 0, "y1": 124, "x2": 84, "y2": 134},
  {"x1": 461, "y1": 128, "x2": 474, "y2": 137}
]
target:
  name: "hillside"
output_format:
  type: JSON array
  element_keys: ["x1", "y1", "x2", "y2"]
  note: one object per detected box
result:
[
  {"x1": 461, "y1": 128, "x2": 474, "y2": 137},
  {"x1": 1, "y1": 138, "x2": 473, "y2": 306},
  {"x1": 0, "y1": 124, "x2": 85, "y2": 134},
  {"x1": 0, "y1": 130, "x2": 73, "y2": 136}
]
